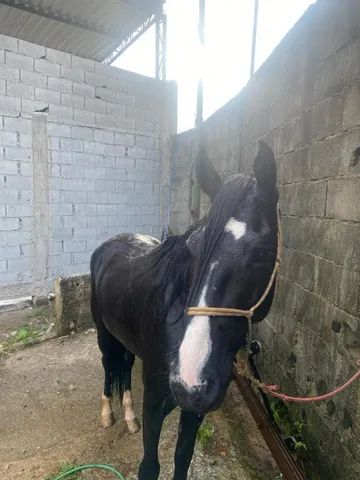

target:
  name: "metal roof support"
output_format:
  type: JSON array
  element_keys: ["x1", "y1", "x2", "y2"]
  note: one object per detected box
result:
[
  {"x1": 250, "y1": 0, "x2": 259, "y2": 77},
  {"x1": 0, "y1": 0, "x2": 111, "y2": 36},
  {"x1": 155, "y1": 9, "x2": 167, "y2": 80},
  {"x1": 104, "y1": 13, "x2": 157, "y2": 65}
]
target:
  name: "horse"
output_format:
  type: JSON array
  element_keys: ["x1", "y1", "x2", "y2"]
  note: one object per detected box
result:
[{"x1": 90, "y1": 141, "x2": 279, "y2": 480}]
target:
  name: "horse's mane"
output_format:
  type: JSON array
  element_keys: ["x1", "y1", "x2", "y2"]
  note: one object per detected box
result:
[
  {"x1": 188, "y1": 176, "x2": 253, "y2": 304},
  {"x1": 132, "y1": 175, "x2": 253, "y2": 319}
]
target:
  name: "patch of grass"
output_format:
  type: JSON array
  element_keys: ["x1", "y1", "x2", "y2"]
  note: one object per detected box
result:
[
  {"x1": 197, "y1": 421, "x2": 215, "y2": 451},
  {"x1": 45, "y1": 462, "x2": 82, "y2": 480},
  {"x1": 0, "y1": 324, "x2": 42, "y2": 355}
]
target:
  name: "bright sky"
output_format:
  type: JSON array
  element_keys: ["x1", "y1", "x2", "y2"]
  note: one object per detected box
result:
[{"x1": 114, "y1": 0, "x2": 315, "y2": 132}]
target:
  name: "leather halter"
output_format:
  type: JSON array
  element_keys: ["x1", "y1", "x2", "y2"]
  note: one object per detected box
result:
[{"x1": 186, "y1": 204, "x2": 282, "y2": 320}]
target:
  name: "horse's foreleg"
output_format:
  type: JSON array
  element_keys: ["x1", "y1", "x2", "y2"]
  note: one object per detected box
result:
[
  {"x1": 173, "y1": 410, "x2": 204, "y2": 480},
  {"x1": 138, "y1": 389, "x2": 174, "y2": 480}
]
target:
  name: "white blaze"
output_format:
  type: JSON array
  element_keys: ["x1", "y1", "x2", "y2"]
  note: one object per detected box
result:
[
  {"x1": 224, "y1": 218, "x2": 246, "y2": 240},
  {"x1": 179, "y1": 262, "x2": 217, "y2": 388}
]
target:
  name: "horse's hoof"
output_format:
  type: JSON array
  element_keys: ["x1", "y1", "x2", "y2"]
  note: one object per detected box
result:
[
  {"x1": 127, "y1": 417, "x2": 140, "y2": 434},
  {"x1": 101, "y1": 412, "x2": 115, "y2": 428}
]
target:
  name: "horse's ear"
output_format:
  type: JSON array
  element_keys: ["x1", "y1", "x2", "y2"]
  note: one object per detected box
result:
[
  {"x1": 196, "y1": 146, "x2": 222, "y2": 201},
  {"x1": 253, "y1": 141, "x2": 277, "y2": 193}
]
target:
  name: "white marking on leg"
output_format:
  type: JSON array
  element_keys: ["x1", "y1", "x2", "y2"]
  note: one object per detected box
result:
[
  {"x1": 101, "y1": 393, "x2": 114, "y2": 428},
  {"x1": 123, "y1": 390, "x2": 140, "y2": 434},
  {"x1": 224, "y1": 218, "x2": 246, "y2": 240},
  {"x1": 179, "y1": 262, "x2": 218, "y2": 388}
]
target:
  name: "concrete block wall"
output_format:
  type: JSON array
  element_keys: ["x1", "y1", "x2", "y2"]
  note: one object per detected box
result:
[
  {"x1": 171, "y1": 1, "x2": 360, "y2": 478},
  {"x1": 0, "y1": 33, "x2": 176, "y2": 299}
]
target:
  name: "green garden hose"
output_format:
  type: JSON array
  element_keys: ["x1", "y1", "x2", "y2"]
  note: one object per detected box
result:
[{"x1": 52, "y1": 463, "x2": 126, "y2": 480}]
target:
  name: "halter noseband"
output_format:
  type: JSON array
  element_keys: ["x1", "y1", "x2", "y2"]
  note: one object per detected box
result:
[{"x1": 186, "y1": 204, "x2": 282, "y2": 320}]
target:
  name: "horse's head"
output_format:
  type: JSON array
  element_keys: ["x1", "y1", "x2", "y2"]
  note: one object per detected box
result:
[{"x1": 169, "y1": 141, "x2": 279, "y2": 414}]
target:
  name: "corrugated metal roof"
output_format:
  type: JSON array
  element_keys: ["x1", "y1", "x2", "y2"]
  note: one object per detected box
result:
[{"x1": 0, "y1": 0, "x2": 163, "y2": 61}]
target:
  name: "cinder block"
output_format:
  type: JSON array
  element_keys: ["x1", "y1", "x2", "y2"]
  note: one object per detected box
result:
[
  {"x1": 116, "y1": 93, "x2": 135, "y2": 107},
  {"x1": 50, "y1": 176, "x2": 72, "y2": 191},
  {"x1": 107, "y1": 103, "x2": 126, "y2": 116},
  {"x1": 84, "y1": 167, "x2": 105, "y2": 179},
  {"x1": 60, "y1": 137, "x2": 83, "y2": 152},
  {"x1": 0, "y1": 131, "x2": 17, "y2": 146},
  {"x1": 46, "y1": 48, "x2": 71, "y2": 67},
  {"x1": 5, "y1": 52, "x2": 33, "y2": 71},
  {"x1": 19, "y1": 40, "x2": 45, "y2": 58},
  {"x1": 51, "y1": 151, "x2": 72, "y2": 165},
  {"x1": 49, "y1": 104, "x2": 73, "y2": 122},
  {"x1": 0, "y1": 78, "x2": 5, "y2": 94},
  {"x1": 75, "y1": 204, "x2": 97, "y2": 216},
  {"x1": 106, "y1": 77, "x2": 127, "y2": 92},
  {"x1": 35, "y1": 59, "x2": 60, "y2": 77},
  {"x1": 279, "y1": 181, "x2": 327, "y2": 217},
  {"x1": 73, "y1": 82, "x2": 95, "y2": 98},
  {"x1": 72, "y1": 152, "x2": 94, "y2": 166},
  {"x1": 95, "y1": 155, "x2": 115, "y2": 167},
  {"x1": 97, "y1": 204, "x2": 116, "y2": 216},
  {"x1": 20, "y1": 70, "x2": 47, "y2": 88},
  {"x1": 61, "y1": 93, "x2": 85, "y2": 109},
  {"x1": 105, "y1": 144, "x2": 125, "y2": 156},
  {"x1": 19, "y1": 134, "x2": 32, "y2": 148},
  {"x1": 72, "y1": 55, "x2": 94, "y2": 72},
  {"x1": 0, "y1": 35, "x2": 18, "y2": 52},
  {"x1": 62, "y1": 191, "x2": 87, "y2": 203},
  {"x1": 95, "y1": 87, "x2": 116, "y2": 102},
  {"x1": 94, "y1": 179, "x2": 116, "y2": 192},
  {"x1": 6, "y1": 81, "x2": 34, "y2": 99},
  {"x1": 73, "y1": 108, "x2": 95, "y2": 125},
  {"x1": 71, "y1": 126, "x2": 94, "y2": 141},
  {"x1": 6, "y1": 204, "x2": 32, "y2": 217},
  {"x1": 0, "y1": 94, "x2": 21, "y2": 112},
  {"x1": 4, "y1": 117, "x2": 31, "y2": 134},
  {"x1": 35, "y1": 87, "x2": 60, "y2": 104},
  {"x1": 87, "y1": 191, "x2": 108, "y2": 203},
  {"x1": 61, "y1": 66, "x2": 84, "y2": 83},
  {"x1": 72, "y1": 178, "x2": 94, "y2": 192},
  {"x1": 94, "y1": 129, "x2": 114, "y2": 144},
  {"x1": 116, "y1": 117, "x2": 135, "y2": 131},
  {"x1": 127, "y1": 106, "x2": 145, "y2": 121},
  {"x1": 0, "y1": 65, "x2": 20, "y2": 81},
  {"x1": 85, "y1": 71, "x2": 106, "y2": 87},
  {"x1": 84, "y1": 141, "x2": 106, "y2": 155},
  {"x1": 62, "y1": 165, "x2": 85, "y2": 178},
  {"x1": 63, "y1": 240, "x2": 86, "y2": 253},
  {"x1": 0, "y1": 160, "x2": 18, "y2": 174},
  {"x1": 0, "y1": 216, "x2": 23, "y2": 232},
  {"x1": 73, "y1": 227, "x2": 97, "y2": 240},
  {"x1": 115, "y1": 133, "x2": 135, "y2": 146},
  {"x1": 48, "y1": 76, "x2": 72, "y2": 93},
  {"x1": 87, "y1": 215, "x2": 108, "y2": 227},
  {"x1": 85, "y1": 97, "x2": 106, "y2": 113},
  {"x1": 5, "y1": 146, "x2": 31, "y2": 161},
  {"x1": 21, "y1": 98, "x2": 48, "y2": 114},
  {"x1": 95, "y1": 113, "x2": 117, "y2": 129},
  {"x1": 326, "y1": 178, "x2": 360, "y2": 221},
  {"x1": 48, "y1": 123, "x2": 71, "y2": 137}
]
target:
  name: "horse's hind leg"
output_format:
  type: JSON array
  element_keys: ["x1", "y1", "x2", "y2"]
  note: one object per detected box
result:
[{"x1": 122, "y1": 350, "x2": 140, "y2": 433}]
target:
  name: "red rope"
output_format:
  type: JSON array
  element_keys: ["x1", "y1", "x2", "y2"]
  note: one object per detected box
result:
[{"x1": 260, "y1": 360, "x2": 360, "y2": 403}]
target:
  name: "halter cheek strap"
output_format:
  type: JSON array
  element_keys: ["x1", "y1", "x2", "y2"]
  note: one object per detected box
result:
[{"x1": 186, "y1": 204, "x2": 282, "y2": 320}]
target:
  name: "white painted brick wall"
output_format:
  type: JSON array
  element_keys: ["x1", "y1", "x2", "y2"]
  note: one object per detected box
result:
[{"x1": 0, "y1": 33, "x2": 176, "y2": 296}]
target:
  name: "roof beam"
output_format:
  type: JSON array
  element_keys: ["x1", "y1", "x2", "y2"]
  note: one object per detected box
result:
[
  {"x1": 0, "y1": 0, "x2": 115, "y2": 37},
  {"x1": 104, "y1": 13, "x2": 156, "y2": 65}
]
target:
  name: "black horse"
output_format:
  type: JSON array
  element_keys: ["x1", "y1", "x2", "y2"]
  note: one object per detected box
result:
[{"x1": 90, "y1": 141, "x2": 279, "y2": 480}]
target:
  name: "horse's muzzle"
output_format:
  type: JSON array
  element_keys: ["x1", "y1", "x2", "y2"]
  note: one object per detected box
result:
[{"x1": 169, "y1": 376, "x2": 223, "y2": 414}]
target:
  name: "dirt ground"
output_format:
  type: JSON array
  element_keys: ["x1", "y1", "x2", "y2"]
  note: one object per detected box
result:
[{"x1": 0, "y1": 309, "x2": 280, "y2": 480}]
